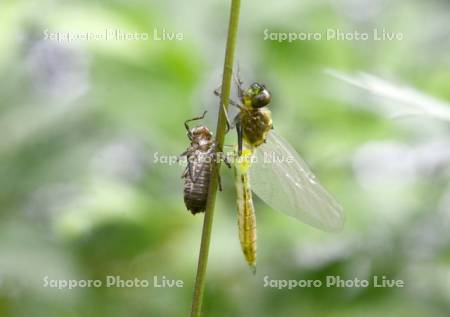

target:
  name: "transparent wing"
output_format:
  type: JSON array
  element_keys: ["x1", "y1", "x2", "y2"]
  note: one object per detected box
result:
[
  {"x1": 249, "y1": 131, "x2": 344, "y2": 232},
  {"x1": 325, "y1": 69, "x2": 450, "y2": 122}
]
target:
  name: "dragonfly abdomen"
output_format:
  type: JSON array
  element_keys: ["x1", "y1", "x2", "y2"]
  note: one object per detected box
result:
[
  {"x1": 236, "y1": 166, "x2": 257, "y2": 271},
  {"x1": 184, "y1": 150, "x2": 214, "y2": 214}
]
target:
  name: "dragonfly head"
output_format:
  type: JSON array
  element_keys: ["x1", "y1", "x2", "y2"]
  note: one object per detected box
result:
[
  {"x1": 243, "y1": 82, "x2": 272, "y2": 109},
  {"x1": 189, "y1": 126, "x2": 213, "y2": 143}
]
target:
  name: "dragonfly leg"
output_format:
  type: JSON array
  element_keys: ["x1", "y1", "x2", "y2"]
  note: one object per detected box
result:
[
  {"x1": 187, "y1": 159, "x2": 196, "y2": 182},
  {"x1": 214, "y1": 87, "x2": 244, "y2": 110},
  {"x1": 216, "y1": 144, "x2": 232, "y2": 168},
  {"x1": 217, "y1": 172, "x2": 223, "y2": 192},
  {"x1": 181, "y1": 166, "x2": 189, "y2": 179},
  {"x1": 234, "y1": 63, "x2": 245, "y2": 99},
  {"x1": 236, "y1": 120, "x2": 243, "y2": 156},
  {"x1": 178, "y1": 150, "x2": 189, "y2": 162},
  {"x1": 184, "y1": 111, "x2": 207, "y2": 133},
  {"x1": 216, "y1": 63, "x2": 243, "y2": 99},
  {"x1": 213, "y1": 84, "x2": 222, "y2": 97},
  {"x1": 223, "y1": 156, "x2": 232, "y2": 168},
  {"x1": 221, "y1": 104, "x2": 236, "y2": 133},
  {"x1": 180, "y1": 150, "x2": 193, "y2": 178}
]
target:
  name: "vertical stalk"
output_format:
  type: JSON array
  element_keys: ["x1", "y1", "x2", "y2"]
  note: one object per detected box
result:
[{"x1": 190, "y1": 1, "x2": 241, "y2": 316}]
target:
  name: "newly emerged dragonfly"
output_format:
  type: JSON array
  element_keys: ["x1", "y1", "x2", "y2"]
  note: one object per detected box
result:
[
  {"x1": 216, "y1": 78, "x2": 273, "y2": 156},
  {"x1": 222, "y1": 78, "x2": 344, "y2": 271}
]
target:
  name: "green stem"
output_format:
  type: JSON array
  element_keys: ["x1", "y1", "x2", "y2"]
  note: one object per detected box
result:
[{"x1": 190, "y1": 1, "x2": 241, "y2": 316}]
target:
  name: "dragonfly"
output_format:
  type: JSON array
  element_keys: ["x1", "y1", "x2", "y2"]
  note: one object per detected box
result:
[{"x1": 221, "y1": 77, "x2": 344, "y2": 272}]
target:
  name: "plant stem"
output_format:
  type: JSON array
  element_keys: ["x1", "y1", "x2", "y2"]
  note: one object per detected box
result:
[{"x1": 190, "y1": 1, "x2": 241, "y2": 316}]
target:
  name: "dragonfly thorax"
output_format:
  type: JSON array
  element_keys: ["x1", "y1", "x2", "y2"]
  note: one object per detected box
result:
[
  {"x1": 241, "y1": 108, "x2": 273, "y2": 148},
  {"x1": 189, "y1": 126, "x2": 213, "y2": 147}
]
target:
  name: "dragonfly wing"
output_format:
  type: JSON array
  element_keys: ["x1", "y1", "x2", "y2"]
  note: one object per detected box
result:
[{"x1": 249, "y1": 131, "x2": 344, "y2": 232}]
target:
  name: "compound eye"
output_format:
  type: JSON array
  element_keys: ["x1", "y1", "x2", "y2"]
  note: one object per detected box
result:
[
  {"x1": 250, "y1": 82, "x2": 262, "y2": 90},
  {"x1": 252, "y1": 89, "x2": 271, "y2": 108}
]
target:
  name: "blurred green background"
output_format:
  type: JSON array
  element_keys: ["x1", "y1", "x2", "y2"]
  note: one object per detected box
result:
[{"x1": 1, "y1": 0, "x2": 450, "y2": 316}]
